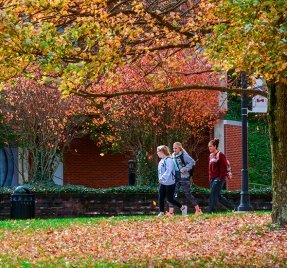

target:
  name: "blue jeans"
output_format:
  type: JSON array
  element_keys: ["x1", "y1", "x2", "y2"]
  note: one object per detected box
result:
[{"x1": 208, "y1": 177, "x2": 234, "y2": 213}]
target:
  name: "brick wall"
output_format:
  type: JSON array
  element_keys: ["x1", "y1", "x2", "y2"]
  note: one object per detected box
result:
[
  {"x1": 63, "y1": 129, "x2": 245, "y2": 191},
  {"x1": 63, "y1": 136, "x2": 211, "y2": 189},
  {"x1": 0, "y1": 192, "x2": 272, "y2": 219},
  {"x1": 63, "y1": 130, "x2": 243, "y2": 190},
  {"x1": 224, "y1": 121, "x2": 242, "y2": 190},
  {"x1": 64, "y1": 136, "x2": 132, "y2": 188}
]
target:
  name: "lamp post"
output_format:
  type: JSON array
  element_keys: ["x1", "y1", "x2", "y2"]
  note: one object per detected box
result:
[
  {"x1": 128, "y1": 160, "x2": 136, "y2": 186},
  {"x1": 237, "y1": 72, "x2": 252, "y2": 211}
]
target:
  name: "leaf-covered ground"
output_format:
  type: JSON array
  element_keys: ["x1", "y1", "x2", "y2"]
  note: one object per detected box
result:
[{"x1": 0, "y1": 213, "x2": 286, "y2": 267}]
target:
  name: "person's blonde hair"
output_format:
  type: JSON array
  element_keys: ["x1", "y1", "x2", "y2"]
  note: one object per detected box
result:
[
  {"x1": 157, "y1": 145, "x2": 171, "y2": 156},
  {"x1": 173, "y1": 142, "x2": 186, "y2": 152}
]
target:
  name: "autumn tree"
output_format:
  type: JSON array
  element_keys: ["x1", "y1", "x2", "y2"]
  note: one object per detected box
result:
[
  {"x1": 90, "y1": 50, "x2": 225, "y2": 184},
  {"x1": 0, "y1": 78, "x2": 88, "y2": 182},
  {"x1": 0, "y1": 0, "x2": 243, "y2": 95},
  {"x1": 0, "y1": 0, "x2": 285, "y2": 224},
  {"x1": 97, "y1": 91, "x2": 223, "y2": 185},
  {"x1": 200, "y1": 0, "x2": 287, "y2": 225}
]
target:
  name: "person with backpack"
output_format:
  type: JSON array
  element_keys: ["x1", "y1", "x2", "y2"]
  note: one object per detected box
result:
[
  {"x1": 167, "y1": 142, "x2": 202, "y2": 216},
  {"x1": 157, "y1": 145, "x2": 188, "y2": 217},
  {"x1": 208, "y1": 138, "x2": 235, "y2": 213}
]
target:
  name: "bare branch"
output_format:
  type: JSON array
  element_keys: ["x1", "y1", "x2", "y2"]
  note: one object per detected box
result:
[
  {"x1": 74, "y1": 84, "x2": 268, "y2": 99},
  {"x1": 165, "y1": 69, "x2": 213, "y2": 76}
]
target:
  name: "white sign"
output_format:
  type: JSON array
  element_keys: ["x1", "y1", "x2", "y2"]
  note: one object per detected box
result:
[
  {"x1": 252, "y1": 95, "x2": 268, "y2": 113},
  {"x1": 251, "y1": 78, "x2": 268, "y2": 113}
]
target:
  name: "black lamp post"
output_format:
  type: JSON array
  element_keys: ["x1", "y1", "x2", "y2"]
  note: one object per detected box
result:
[
  {"x1": 128, "y1": 160, "x2": 136, "y2": 186},
  {"x1": 237, "y1": 72, "x2": 252, "y2": 211}
]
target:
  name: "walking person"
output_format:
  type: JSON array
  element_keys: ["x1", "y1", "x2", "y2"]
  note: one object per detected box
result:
[
  {"x1": 208, "y1": 138, "x2": 235, "y2": 213},
  {"x1": 157, "y1": 145, "x2": 188, "y2": 217},
  {"x1": 167, "y1": 142, "x2": 202, "y2": 216}
]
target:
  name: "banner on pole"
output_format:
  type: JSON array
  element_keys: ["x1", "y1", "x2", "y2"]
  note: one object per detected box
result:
[
  {"x1": 251, "y1": 78, "x2": 268, "y2": 113},
  {"x1": 252, "y1": 95, "x2": 268, "y2": 113}
]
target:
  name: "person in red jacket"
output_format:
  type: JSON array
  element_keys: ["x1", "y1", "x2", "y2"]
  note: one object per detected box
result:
[{"x1": 208, "y1": 138, "x2": 235, "y2": 213}]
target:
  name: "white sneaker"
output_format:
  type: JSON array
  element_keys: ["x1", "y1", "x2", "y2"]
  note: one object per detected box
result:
[
  {"x1": 157, "y1": 212, "x2": 164, "y2": 217},
  {"x1": 181, "y1": 205, "x2": 188, "y2": 216}
]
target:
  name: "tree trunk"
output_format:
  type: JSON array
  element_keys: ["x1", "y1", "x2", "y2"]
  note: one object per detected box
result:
[{"x1": 268, "y1": 80, "x2": 287, "y2": 225}]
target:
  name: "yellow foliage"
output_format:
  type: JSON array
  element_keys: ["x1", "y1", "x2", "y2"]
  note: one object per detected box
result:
[{"x1": 0, "y1": 0, "x2": 284, "y2": 95}]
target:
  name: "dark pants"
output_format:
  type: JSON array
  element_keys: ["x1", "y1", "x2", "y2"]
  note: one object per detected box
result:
[
  {"x1": 158, "y1": 184, "x2": 182, "y2": 212},
  {"x1": 169, "y1": 179, "x2": 198, "y2": 208},
  {"x1": 208, "y1": 177, "x2": 234, "y2": 213}
]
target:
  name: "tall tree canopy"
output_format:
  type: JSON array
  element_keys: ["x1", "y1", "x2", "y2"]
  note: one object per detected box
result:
[
  {"x1": 204, "y1": 0, "x2": 286, "y2": 81},
  {"x1": 203, "y1": 0, "x2": 287, "y2": 226},
  {"x1": 0, "y1": 0, "x2": 251, "y2": 94}
]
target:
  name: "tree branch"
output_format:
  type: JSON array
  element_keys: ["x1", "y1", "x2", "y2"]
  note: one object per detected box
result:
[
  {"x1": 74, "y1": 84, "x2": 268, "y2": 99},
  {"x1": 165, "y1": 69, "x2": 213, "y2": 76}
]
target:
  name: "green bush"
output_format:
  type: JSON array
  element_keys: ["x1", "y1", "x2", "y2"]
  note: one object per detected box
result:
[
  {"x1": 136, "y1": 149, "x2": 157, "y2": 186},
  {"x1": 0, "y1": 182, "x2": 271, "y2": 196}
]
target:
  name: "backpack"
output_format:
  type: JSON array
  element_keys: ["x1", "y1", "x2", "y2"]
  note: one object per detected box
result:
[
  {"x1": 216, "y1": 152, "x2": 232, "y2": 179},
  {"x1": 178, "y1": 153, "x2": 195, "y2": 177},
  {"x1": 163, "y1": 157, "x2": 180, "y2": 181}
]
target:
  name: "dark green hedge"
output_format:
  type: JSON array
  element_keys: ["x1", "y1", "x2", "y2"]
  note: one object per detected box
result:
[{"x1": 0, "y1": 182, "x2": 271, "y2": 197}]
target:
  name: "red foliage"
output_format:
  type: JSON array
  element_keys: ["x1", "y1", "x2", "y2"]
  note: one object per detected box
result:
[
  {"x1": 88, "y1": 50, "x2": 225, "y2": 154},
  {"x1": 0, "y1": 78, "x2": 88, "y2": 181}
]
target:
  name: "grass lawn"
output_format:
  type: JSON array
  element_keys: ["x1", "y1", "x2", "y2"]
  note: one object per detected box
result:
[{"x1": 0, "y1": 211, "x2": 286, "y2": 267}]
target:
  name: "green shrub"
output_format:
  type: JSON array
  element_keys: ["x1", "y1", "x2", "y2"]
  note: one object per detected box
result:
[{"x1": 0, "y1": 182, "x2": 271, "y2": 196}]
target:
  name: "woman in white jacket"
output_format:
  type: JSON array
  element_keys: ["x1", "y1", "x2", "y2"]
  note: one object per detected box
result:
[{"x1": 157, "y1": 145, "x2": 187, "y2": 217}]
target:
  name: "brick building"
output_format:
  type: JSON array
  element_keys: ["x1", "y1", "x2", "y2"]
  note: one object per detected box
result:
[
  {"x1": 63, "y1": 136, "x2": 131, "y2": 188},
  {"x1": 10, "y1": 119, "x2": 243, "y2": 190},
  {"x1": 62, "y1": 119, "x2": 242, "y2": 190},
  {"x1": 9, "y1": 90, "x2": 243, "y2": 190}
]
